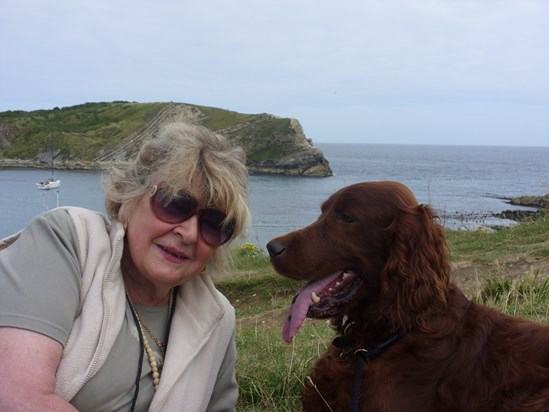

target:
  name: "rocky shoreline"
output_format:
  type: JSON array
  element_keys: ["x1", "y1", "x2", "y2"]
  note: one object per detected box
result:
[
  {"x1": 493, "y1": 194, "x2": 549, "y2": 222},
  {"x1": 493, "y1": 209, "x2": 544, "y2": 222},
  {"x1": 0, "y1": 159, "x2": 105, "y2": 170},
  {"x1": 508, "y1": 194, "x2": 549, "y2": 209}
]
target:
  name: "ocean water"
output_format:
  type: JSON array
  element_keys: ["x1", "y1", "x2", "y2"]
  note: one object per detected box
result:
[{"x1": 1, "y1": 144, "x2": 548, "y2": 249}]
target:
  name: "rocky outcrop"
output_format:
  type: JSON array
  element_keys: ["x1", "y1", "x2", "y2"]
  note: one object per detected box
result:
[
  {"x1": 219, "y1": 116, "x2": 332, "y2": 176},
  {"x1": 493, "y1": 194, "x2": 548, "y2": 222},
  {"x1": 246, "y1": 142, "x2": 332, "y2": 176},
  {"x1": 510, "y1": 194, "x2": 549, "y2": 209}
]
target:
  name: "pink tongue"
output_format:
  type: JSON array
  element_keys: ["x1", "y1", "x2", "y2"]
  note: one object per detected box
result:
[{"x1": 282, "y1": 271, "x2": 343, "y2": 343}]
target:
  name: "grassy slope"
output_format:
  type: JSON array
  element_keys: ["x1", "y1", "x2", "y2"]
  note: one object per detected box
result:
[
  {"x1": 0, "y1": 102, "x2": 168, "y2": 159},
  {"x1": 220, "y1": 214, "x2": 549, "y2": 411}
]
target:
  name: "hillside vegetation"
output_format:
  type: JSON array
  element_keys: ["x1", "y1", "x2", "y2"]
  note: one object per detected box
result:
[
  {"x1": 0, "y1": 101, "x2": 332, "y2": 176},
  {"x1": 0, "y1": 101, "x2": 164, "y2": 160}
]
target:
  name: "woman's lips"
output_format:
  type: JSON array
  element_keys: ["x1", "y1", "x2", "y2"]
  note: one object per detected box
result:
[{"x1": 158, "y1": 244, "x2": 189, "y2": 263}]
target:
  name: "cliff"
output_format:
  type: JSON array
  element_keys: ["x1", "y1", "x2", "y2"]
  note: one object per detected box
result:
[{"x1": 0, "y1": 101, "x2": 332, "y2": 177}]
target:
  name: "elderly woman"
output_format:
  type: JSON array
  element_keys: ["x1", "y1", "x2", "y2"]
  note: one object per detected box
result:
[{"x1": 0, "y1": 123, "x2": 251, "y2": 411}]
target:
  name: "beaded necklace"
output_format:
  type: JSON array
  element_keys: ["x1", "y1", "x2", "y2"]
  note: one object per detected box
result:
[{"x1": 126, "y1": 289, "x2": 176, "y2": 392}]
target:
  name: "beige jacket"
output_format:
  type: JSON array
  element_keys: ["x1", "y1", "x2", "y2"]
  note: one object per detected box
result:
[{"x1": 2, "y1": 207, "x2": 237, "y2": 411}]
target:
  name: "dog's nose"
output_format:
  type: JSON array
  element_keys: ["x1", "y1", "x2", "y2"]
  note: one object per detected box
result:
[{"x1": 266, "y1": 240, "x2": 286, "y2": 258}]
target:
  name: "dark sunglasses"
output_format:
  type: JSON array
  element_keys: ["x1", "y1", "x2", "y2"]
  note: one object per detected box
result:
[{"x1": 149, "y1": 185, "x2": 235, "y2": 246}]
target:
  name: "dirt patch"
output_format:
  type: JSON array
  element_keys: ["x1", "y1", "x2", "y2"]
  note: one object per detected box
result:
[
  {"x1": 237, "y1": 307, "x2": 288, "y2": 331},
  {"x1": 451, "y1": 256, "x2": 549, "y2": 297}
]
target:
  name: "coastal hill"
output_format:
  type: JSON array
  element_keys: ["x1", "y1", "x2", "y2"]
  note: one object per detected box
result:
[{"x1": 0, "y1": 101, "x2": 332, "y2": 177}]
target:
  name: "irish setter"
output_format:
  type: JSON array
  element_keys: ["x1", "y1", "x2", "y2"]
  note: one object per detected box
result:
[{"x1": 266, "y1": 181, "x2": 549, "y2": 412}]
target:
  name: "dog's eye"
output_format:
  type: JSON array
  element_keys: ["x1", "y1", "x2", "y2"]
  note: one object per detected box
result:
[{"x1": 337, "y1": 213, "x2": 356, "y2": 224}]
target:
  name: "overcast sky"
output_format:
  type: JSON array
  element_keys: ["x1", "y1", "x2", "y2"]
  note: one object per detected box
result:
[{"x1": 2, "y1": 0, "x2": 548, "y2": 146}]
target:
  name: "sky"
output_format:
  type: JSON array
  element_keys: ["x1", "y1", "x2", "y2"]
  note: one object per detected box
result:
[{"x1": 1, "y1": 0, "x2": 548, "y2": 146}]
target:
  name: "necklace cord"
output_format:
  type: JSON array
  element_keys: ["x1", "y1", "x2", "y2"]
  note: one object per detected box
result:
[
  {"x1": 126, "y1": 293, "x2": 144, "y2": 412},
  {"x1": 164, "y1": 290, "x2": 177, "y2": 352}
]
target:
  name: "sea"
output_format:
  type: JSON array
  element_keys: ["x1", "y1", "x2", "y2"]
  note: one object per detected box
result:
[{"x1": 1, "y1": 143, "x2": 548, "y2": 250}]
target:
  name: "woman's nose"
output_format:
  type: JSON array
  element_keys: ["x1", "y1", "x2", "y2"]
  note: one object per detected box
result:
[{"x1": 173, "y1": 214, "x2": 200, "y2": 243}]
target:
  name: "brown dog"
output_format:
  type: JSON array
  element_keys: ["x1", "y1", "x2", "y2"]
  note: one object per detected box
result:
[{"x1": 267, "y1": 181, "x2": 549, "y2": 412}]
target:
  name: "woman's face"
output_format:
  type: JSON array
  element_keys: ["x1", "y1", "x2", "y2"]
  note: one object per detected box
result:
[{"x1": 122, "y1": 188, "x2": 217, "y2": 291}]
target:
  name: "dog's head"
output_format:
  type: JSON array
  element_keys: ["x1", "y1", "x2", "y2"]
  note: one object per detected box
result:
[{"x1": 267, "y1": 181, "x2": 451, "y2": 342}]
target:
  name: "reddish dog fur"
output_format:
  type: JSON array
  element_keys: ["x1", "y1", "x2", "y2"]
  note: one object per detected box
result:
[{"x1": 267, "y1": 181, "x2": 549, "y2": 412}]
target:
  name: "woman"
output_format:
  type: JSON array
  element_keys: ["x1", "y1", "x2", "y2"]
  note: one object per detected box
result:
[{"x1": 0, "y1": 123, "x2": 251, "y2": 411}]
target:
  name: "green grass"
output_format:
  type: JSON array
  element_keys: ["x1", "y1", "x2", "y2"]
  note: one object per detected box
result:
[
  {"x1": 446, "y1": 212, "x2": 549, "y2": 262},
  {"x1": 195, "y1": 105, "x2": 257, "y2": 130},
  {"x1": 476, "y1": 270, "x2": 549, "y2": 322},
  {"x1": 221, "y1": 217, "x2": 549, "y2": 411},
  {"x1": 235, "y1": 325, "x2": 332, "y2": 411},
  {"x1": 218, "y1": 269, "x2": 298, "y2": 318},
  {"x1": 0, "y1": 102, "x2": 167, "y2": 160}
]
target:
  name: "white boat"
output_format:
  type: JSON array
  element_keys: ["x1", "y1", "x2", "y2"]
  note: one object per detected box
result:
[
  {"x1": 36, "y1": 136, "x2": 61, "y2": 191},
  {"x1": 36, "y1": 177, "x2": 61, "y2": 190}
]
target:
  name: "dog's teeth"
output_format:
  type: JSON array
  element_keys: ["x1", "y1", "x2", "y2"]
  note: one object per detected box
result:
[
  {"x1": 311, "y1": 292, "x2": 321, "y2": 303},
  {"x1": 343, "y1": 271, "x2": 350, "y2": 278}
]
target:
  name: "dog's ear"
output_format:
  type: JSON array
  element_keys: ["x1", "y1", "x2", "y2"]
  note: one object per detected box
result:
[{"x1": 380, "y1": 204, "x2": 451, "y2": 328}]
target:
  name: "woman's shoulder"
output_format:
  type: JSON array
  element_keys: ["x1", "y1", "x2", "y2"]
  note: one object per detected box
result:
[
  {"x1": 42, "y1": 207, "x2": 104, "y2": 244},
  {"x1": 55, "y1": 206, "x2": 106, "y2": 222},
  {"x1": 38, "y1": 207, "x2": 104, "y2": 233},
  {"x1": 55, "y1": 207, "x2": 124, "y2": 239}
]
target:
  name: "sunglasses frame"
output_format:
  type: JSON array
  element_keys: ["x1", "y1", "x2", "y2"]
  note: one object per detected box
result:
[{"x1": 149, "y1": 185, "x2": 235, "y2": 246}]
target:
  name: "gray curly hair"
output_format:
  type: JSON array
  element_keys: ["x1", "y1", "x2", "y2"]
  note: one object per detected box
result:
[{"x1": 102, "y1": 122, "x2": 251, "y2": 274}]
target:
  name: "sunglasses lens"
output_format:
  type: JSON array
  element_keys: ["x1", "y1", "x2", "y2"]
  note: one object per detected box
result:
[
  {"x1": 150, "y1": 187, "x2": 235, "y2": 246},
  {"x1": 151, "y1": 190, "x2": 198, "y2": 223},
  {"x1": 200, "y1": 209, "x2": 235, "y2": 246}
]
